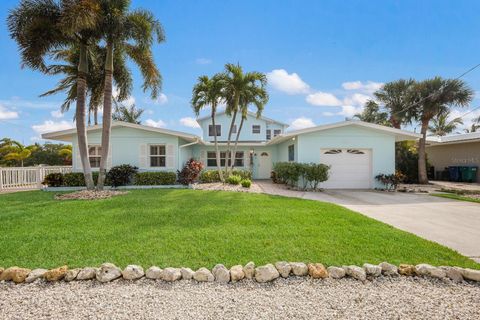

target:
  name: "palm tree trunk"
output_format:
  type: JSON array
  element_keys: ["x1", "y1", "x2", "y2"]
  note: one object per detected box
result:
[
  {"x1": 94, "y1": 107, "x2": 98, "y2": 125},
  {"x1": 76, "y1": 42, "x2": 94, "y2": 190},
  {"x1": 97, "y1": 41, "x2": 114, "y2": 190},
  {"x1": 225, "y1": 108, "x2": 238, "y2": 174},
  {"x1": 88, "y1": 108, "x2": 91, "y2": 126},
  {"x1": 418, "y1": 119, "x2": 429, "y2": 184},
  {"x1": 229, "y1": 116, "x2": 245, "y2": 171},
  {"x1": 211, "y1": 107, "x2": 224, "y2": 182}
]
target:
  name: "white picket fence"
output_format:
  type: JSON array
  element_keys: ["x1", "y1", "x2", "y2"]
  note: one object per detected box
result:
[{"x1": 0, "y1": 166, "x2": 72, "y2": 191}]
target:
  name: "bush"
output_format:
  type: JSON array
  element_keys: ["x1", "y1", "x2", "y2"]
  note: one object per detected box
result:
[
  {"x1": 304, "y1": 163, "x2": 329, "y2": 190},
  {"x1": 63, "y1": 172, "x2": 87, "y2": 187},
  {"x1": 134, "y1": 172, "x2": 177, "y2": 185},
  {"x1": 375, "y1": 172, "x2": 405, "y2": 191},
  {"x1": 273, "y1": 162, "x2": 330, "y2": 190},
  {"x1": 177, "y1": 159, "x2": 204, "y2": 185},
  {"x1": 43, "y1": 172, "x2": 63, "y2": 187},
  {"x1": 107, "y1": 164, "x2": 138, "y2": 187},
  {"x1": 226, "y1": 174, "x2": 242, "y2": 185},
  {"x1": 199, "y1": 169, "x2": 252, "y2": 183},
  {"x1": 240, "y1": 179, "x2": 251, "y2": 188}
]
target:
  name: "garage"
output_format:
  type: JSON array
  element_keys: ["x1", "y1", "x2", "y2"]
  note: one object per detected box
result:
[{"x1": 319, "y1": 148, "x2": 372, "y2": 189}]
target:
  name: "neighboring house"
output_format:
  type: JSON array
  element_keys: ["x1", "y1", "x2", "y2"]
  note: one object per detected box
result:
[
  {"x1": 426, "y1": 132, "x2": 480, "y2": 181},
  {"x1": 42, "y1": 112, "x2": 420, "y2": 189}
]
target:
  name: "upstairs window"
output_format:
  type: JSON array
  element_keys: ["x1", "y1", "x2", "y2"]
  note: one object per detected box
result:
[
  {"x1": 209, "y1": 125, "x2": 221, "y2": 136},
  {"x1": 231, "y1": 125, "x2": 237, "y2": 134},
  {"x1": 266, "y1": 129, "x2": 271, "y2": 140},
  {"x1": 150, "y1": 145, "x2": 166, "y2": 167},
  {"x1": 288, "y1": 144, "x2": 295, "y2": 162},
  {"x1": 252, "y1": 125, "x2": 261, "y2": 134},
  {"x1": 88, "y1": 145, "x2": 102, "y2": 168},
  {"x1": 273, "y1": 129, "x2": 281, "y2": 137}
]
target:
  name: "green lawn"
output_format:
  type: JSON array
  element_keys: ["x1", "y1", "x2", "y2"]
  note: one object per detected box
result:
[
  {"x1": 432, "y1": 193, "x2": 480, "y2": 204},
  {"x1": 0, "y1": 189, "x2": 478, "y2": 269}
]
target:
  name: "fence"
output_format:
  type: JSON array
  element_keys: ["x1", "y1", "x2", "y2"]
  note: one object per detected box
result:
[{"x1": 0, "y1": 166, "x2": 72, "y2": 191}]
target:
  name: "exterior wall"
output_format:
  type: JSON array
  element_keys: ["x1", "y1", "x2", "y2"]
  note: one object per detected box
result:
[
  {"x1": 426, "y1": 141, "x2": 480, "y2": 181},
  {"x1": 276, "y1": 137, "x2": 298, "y2": 163}
]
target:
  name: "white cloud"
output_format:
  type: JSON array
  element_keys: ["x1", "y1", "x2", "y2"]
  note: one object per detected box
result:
[
  {"x1": 179, "y1": 117, "x2": 200, "y2": 128},
  {"x1": 323, "y1": 105, "x2": 363, "y2": 118},
  {"x1": 144, "y1": 119, "x2": 167, "y2": 128},
  {"x1": 266, "y1": 69, "x2": 310, "y2": 95},
  {"x1": 50, "y1": 110, "x2": 64, "y2": 118},
  {"x1": 196, "y1": 58, "x2": 212, "y2": 65},
  {"x1": 144, "y1": 93, "x2": 168, "y2": 105},
  {"x1": 306, "y1": 91, "x2": 342, "y2": 106},
  {"x1": 448, "y1": 108, "x2": 480, "y2": 131},
  {"x1": 342, "y1": 80, "x2": 383, "y2": 93},
  {"x1": 0, "y1": 104, "x2": 19, "y2": 120},
  {"x1": 32, "y1": 120, "x2": 74, "y2": 134},
  {"x1": 343, "y1": 93, "x2": 371, "y2": 106},
  {"x1": 0, "y1": 97, "x2": 58, "y2": 110},
  {"x1": 289, "y1": 117, "x2": 315, "y2": 130}
]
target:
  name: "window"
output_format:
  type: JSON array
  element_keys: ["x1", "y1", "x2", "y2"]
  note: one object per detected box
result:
[
  {"x1": 207, "y1": 151, "x2": 244, "y2": 167},
  {"x1": 234, "y1": 151, "x2": 244, "y2": 167},
  {"x1": 288, "y1": 144, "x2": 294, "y2": 162},
  {"x1": 231, "y1": 125, "x2": 237, "y2": 134},
  {"x1": 347, "y1": 149, "x2": 365, "y2": 154},
  {"x1": 209, "y1": 125, "x2": 221, "y2": 136},
  {"x1": 324, "y1": 149, "x2": 342, "y2": 154},
  {"x1": 273, "y1": 129, "x2": 281, "y2": 137},
  {"x1": 252, "y1": 125, "x2": 261, "y2": 134},
  {"x1": 266, "y1": 129, "x2": 271, "y2": 140},
  {"x1": 88, "y1": 145, "x2": 102, "y2": 168},
  {"x1": 150, "y1": 145, "x2": 166, "y2": 167}
]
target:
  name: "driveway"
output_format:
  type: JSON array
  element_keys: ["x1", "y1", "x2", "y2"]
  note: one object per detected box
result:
[{"x1": 256, "y1": 181, "x2": 480, "y2": 262}]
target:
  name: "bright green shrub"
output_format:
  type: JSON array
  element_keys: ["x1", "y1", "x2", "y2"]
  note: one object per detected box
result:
[
  {"x1": 273, "y1": 162, "x2": 329, "y2": 190},
  {"x1": 240, "y1": 179, "x2": 251, "y2": 188},
  {"x1": 226, "y1": 174, "x2": 242, "y2": 185},
  {"x1": 134, "y1": 172, "x2": 177, "y2": 185},
  {"x1": 199, "y1": 169, "x2": 252, "y2": 183},
  {"x1": 63, "y1": 172, "x2": 87, "y2": 187}
]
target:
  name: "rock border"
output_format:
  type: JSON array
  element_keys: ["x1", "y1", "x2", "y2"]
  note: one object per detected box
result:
[{"x1": 0, "y1": 262, "x2": 479, "y2": 285}]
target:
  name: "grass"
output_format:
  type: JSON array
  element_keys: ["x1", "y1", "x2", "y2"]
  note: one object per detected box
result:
[
  {"x1": 431, "y1": 193, "x2": 480, "y2": 204},
  {"x1": 0, "y1": 189, "x2": 478, "y2": 270}
]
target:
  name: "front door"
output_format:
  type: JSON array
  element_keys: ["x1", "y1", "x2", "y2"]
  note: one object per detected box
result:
[{"x1": 257, "y1": 151, "x2": 272, "y2": 179}]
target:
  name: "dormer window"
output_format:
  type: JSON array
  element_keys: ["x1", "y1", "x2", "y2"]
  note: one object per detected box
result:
[
  {"x1": 273, "y1": 129, "x2": 281, "y2": 137},
  {"x1": 231, "y1": 125, "x2": 237, "y2": 134},
  {"x1": 252, "y1": 125, "x2": 261, "y2": 134},
  {"x1": 266, "y1": 129, "x2": 271, "y2": 140},
  {"x1": 209, "y1": 125, "x2": 221, "y2": 136}
]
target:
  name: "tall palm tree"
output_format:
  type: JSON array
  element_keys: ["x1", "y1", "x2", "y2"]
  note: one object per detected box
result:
[
  {"x1": 410, "y1": 77, "x2": 473, "y2": 184},
  {"x1": 8, "y1": 0, "x2": 101, "y2": 189},
  {"x1": 112, "y1": 102, "x2": 144, "y2": 124},
  {"x1": 428, "y1": 111, "x2": 463, "y2": 136},
  {"x1": 96, "y1": 0, "x2": 165, "y2": 189},
  {"x1": 353, "y1": 100, "x2": 391, "y2": 126},
  {"x1": 374, "y1": 79, "x2": 415, "y2": 129},
  {"x1": 191, "y1": 74, "x2": 225, "y2": 181}
]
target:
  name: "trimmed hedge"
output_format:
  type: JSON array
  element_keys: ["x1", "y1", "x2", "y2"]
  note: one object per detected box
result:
[
  {"x1": 199, "y1": 169, "x2": 252, "y2": 183},
  {"x1": 273, "y1": 162, "x2": 329, "y2": 190},
  {"x1": 134, "y1": 172, "x2": 177, "y2": 186}
]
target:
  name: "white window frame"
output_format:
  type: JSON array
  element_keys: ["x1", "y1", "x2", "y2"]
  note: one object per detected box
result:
[
  {"x1": 209, "y1": 125, "x2": 221, "y2": 137},
  {"x1": 266, "y1": 129, "x2": 271, "y2": 140},
  {"x1": 88, "y1": 145, "x2": 102, "y2": 168},
  {"x1": 149, "y1": 144, "x2": 166, "y2": 167},
  {"x1": 273, "y1": 129, "x2": 281, "y2": 137},
  {"x1": 288, "y1": 144, "x2": 295, "y2": 162},
  {"x1": 252, "y1": 125, "x2": 261, "y2": 134},
  {"x1": 206, "y1": 151, "x2": 244, "y2": 167}
]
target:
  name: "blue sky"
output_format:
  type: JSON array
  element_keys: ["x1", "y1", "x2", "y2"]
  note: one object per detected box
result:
[{"x1": 1, "y1": 0, "x2": 480, "y2": 144}]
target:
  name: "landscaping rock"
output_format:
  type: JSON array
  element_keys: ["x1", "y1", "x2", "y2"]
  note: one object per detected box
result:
[
  {"x1": 145, "y1": 267, "x2": 163, "y2": 280},
  {"x1": 96, "y1": 263, "x2": 122, "y2": 283},
  {"x1": 363, "y1": 263, "x2": 381, "y2": 277},
  {"x1": 461, "y1": 268, "x2": 480, "y2": 282},
  {"x1": 76, "y1": 267, "x2": 97, "y2": 280},
  {"x1": 0, "y1": 267, "x2": 31, "y2": 283},
  {"x1": 243, "y1": 262, "x2": 255, "y2": 279},
  {"x1": 25, "y1": 269, "x2": 47, "y2": 283},
  {"x1": 290, "y1": 262, "x2": 308, "y2": 276},
  {"x1": 230, "y1": 265, "x2": 245, "y2": 282},
  {"x1": 308, "y1": 263, "x2": 328, "y2": 279},
  {"x1": 343, "y1": 265, "x2": 366, "y2": 281},
  {"x1": 0, "y1": 267, "x2": 3, "y2": 277},
  {"x1": 274, "y1": 261, "x2": 291, "y2": 278},
  {"x1": 193, "y1": 268, "x2": 214, "y2": 282},
  {"x1": 429, "y1": 268, "x2": 446, "y2": 279},
  {"x1": 122, "y1": 265, "x2": 144, "y2": 280},
  {"x1": 44, "y1": 266, "x2": 68, "y2": 282},
  {"x1": 379, "y1": 262, "x2": 398, "y2": 276},
  {"x1": 440, "y1": 267, "x2": 463, "y2": 283},
  {"x1": 255, "y1": 264, "x2": 279, "y2": 283},
  {"x1": 212, "y1": 264, "x2": 230, "y2": 283},
  {"x1": 180, "y1": 267, "x2": 194, "y2": 280},
  {"x1": 415, "y1": 264, "x2": 435, "y2": 276},
  {"x1": 162, "y1": 268, "x2": 182, "y2": 282},
  {"x1": 327, "y1": 266, "x2": 346, "y2": 279},
  {"x1": 64, "y1": 269, "x2": 81, "y2": 282},
  {"x1": 398, "y1": 264, "x2": 416, "y2": 276}
]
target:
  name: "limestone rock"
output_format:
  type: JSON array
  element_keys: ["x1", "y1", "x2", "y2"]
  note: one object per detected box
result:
[
  {"x1": 308, "y1": 263, "x2": 328, "y2": 279},
  {"x1": 122, "y1": 265, "x2": 144, "y2": 280},
  {"x1": 162, "y1": 268, "x2": 182, "y2": 282},
  {"x1": 274, "y1": 261, "x2": 291, "y2": 278},
  {"x1": 212, "y1": 264, "x2": 230, "y2": 283},
  {"x1": 230, "y1": 265, "x2": 245, "y2": 282},
  {"x1": 193, "y1": 267, "x2": 214, "y2": 282},
  {"x1": 243, "y1": 262, "x2": 255, "y2": 279},
  {"x1": 429, "y1": 267, "x2": 446, "y2": 279},
  {"x1": 343, "y1": 265, "x2": 366, "y2": 281},
  {"x1": 64, "y1": 269, "x2": 80, "y2": 282},
  {"x1": 180, "y1": 267, "x2": 194, "y2": 280},
  {"x1": 439, "y1": 267, "x2": 463, "y2": 283},
  {"x1": 415, "y1": 264, "x2": 435, "y2": 276},
  {"x1": 25, "y1": 269, "x2": 47, "y2": 283},
  {"x1": 398, "y1": 264, "x2": 416, "y2": 276},
  {"x1": 96, "y1": 263, "x2": 122, "y2": 283},
  {"x1": 363, "y1": 263, "x2": 382, "y2": 277},
  {"x1": 76, "y1": 267, "x2": 97, "y2": 280},
  {"x1": 0, "y1": 267, "x2": 31, "y2": 283},
  {"x1": 255, "y1": 264, "x2": 279, "y2": 283},
  {"x1": 290, "y1": 262, "x2": 308, "y2": 276},
  {"x1": 327, "y1": 266, "x2": 346, "y2": 279},
  {"x1": 461, "y1": 268, "x2": 480, "y2": 282},
  {"x1": 379, "y1": 262, "x2": 398, "y2": 276},
  {"x1": 146, "y1": 266, "x2": 163, "y2": 280},
  {"x1": 44, "y1": 266, "x2": 68, "y2": 282}
]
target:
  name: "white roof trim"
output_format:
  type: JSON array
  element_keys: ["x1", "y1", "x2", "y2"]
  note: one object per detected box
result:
[
  {"x1": 196, "y1": 110, "x2": 289, "y2": 127},
  {"x1": 426, "y1": 131, "x2": 480, "y2": 145}
]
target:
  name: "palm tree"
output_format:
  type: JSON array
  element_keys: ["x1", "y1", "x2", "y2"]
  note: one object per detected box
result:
[
  {"x1": 374, "y1": 79, "x2": 415, "y2": 128},
  {"x1": 8, "y1": 0, "x2": 101, "y2": 189},
  {"x1": 464, "y1": 123, "x2": 480, "y2": 133},
  {"x1": 353, "y1": 100, "x2": 391, "y2": 126},
  {"x1": 96, "y1": 0, "x2": 165, "y2": 189},
  {"x1": 428, "y1": 111, "x2": 463, "y2": 136},
  {"x1": 191, "y1": 74, "x2": 225, "y2": 181},
  {"x1": 0, "y1": 139, "x2": 36, "y2": 167},
  {"x1": 112, "y1": 102, "x2": 144, "y2": 124},
  {"x1": 410, "y1": 77, "x2": 473, "y2": 184}
]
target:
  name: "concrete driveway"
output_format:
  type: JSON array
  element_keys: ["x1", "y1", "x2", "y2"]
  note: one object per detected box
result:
[{"x1": 257, "y1": 181, "x2": 480, "y2": 262}]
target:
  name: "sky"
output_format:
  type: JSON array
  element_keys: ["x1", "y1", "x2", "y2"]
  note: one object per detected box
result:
[{"x1": 1, "y1": 0, "x2": 480, "y2": 144}]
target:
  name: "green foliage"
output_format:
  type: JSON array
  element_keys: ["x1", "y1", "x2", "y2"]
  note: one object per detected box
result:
[
  {"x1": 199, "y1": 169, "x2": 252, "y2": 183},
  {"x1": 63, "y1": 172, "x2": 90, "y2": 187},
  {"x1": 43, "y1": 173, "x2": 64, "y2": 187},
  {"x1": 273, "y1": 162, "x2": 330, "y2": 190},
  {"x1": 353, "y1": 100, "x2": 391, "y2": 126},
  {"x1": 395, "y1": 141, "x2": 420, "y2": 183},
  {"x1": 134, "y1": 172, "x2": 177, "y2": 185},
  {"x1": 107, "y1": 164, "x2": 138, "y2": 187},
  {"x1": 177, "y1": 159, "x2": 204, "y2": 185},
  {"x1": 375, "y1": 172, "x2": 406, "y2": 191},
  {"x1": 226, "y1": 174, "x2": 242, "y2": 185},
  {"x1": 240, "y1": 179, "x2": 251, "y2": 188},
  {"x1": 112, "y1": 102, "x2": 144, "y2": 124}
]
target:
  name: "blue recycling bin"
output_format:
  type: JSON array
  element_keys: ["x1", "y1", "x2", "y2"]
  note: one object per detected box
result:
[{"x1": 448, "y1": 166, "x2": 460, "y2": 182}]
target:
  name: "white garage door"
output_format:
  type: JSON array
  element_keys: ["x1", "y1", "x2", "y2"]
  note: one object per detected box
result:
[{"x1": 319, "y1": 149, "x2": 372, "y2": 189}]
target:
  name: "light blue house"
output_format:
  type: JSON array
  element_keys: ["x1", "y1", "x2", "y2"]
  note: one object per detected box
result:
[{"x1": 43, "y1": 112, "x2": 420, "y2": 189}]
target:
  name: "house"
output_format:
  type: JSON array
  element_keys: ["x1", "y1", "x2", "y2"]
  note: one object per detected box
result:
[{"x1": 42, "y1": 112, "x2": 421, "y2": 189}]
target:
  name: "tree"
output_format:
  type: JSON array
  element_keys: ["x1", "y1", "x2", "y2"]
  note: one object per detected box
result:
[
  {"x1": 112, "y1": 102, "x2": 144, "y2": 124},
  {"x1": 96, "y1": 0, "x2": 165, "y2": 189},
  {"x1": 8, "y1": 0, "x2": 101, "y2": 189},
  {"x1": 191, "y1": 74, "x2": 226, "y2": 181},
  {"x1": 464, "y1": 123, "x2": 480, "y2": 133},
  {"x1": 410, "y1": 77, "x2": 473, "y2": 184},
  {"x1": 428, "y1": 111, "x2": 463, "y2": 136},
  {"x1": 374, "y1": 79, "x2": 415, "y2": 128},
  {"x1": 0, "y1": 139, "x2": 36, "y2": 167},
  {"x1": 353, "y1": 100, "x2": 391, "y2": 126}
]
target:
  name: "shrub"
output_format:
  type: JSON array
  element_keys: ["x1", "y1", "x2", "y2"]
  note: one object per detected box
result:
[
  {"x1": 375, "y1": 171, "x2": 405, "y2": 191},
  {"x1": 107, "y1": 164, "x2": 138, "y2": 187},
  {"x1": 226, "y1": 174, "x2": 242, "y2": 185},
  {"x1": 63, "y1": 172, "x2": 87, "y2": 187},
  {"x1": 199, "y1": 169, "x2": 252, "y2": 183},
  {"x1": 134, "y1": 172, "x2": 177, "y2": 185},
  {"x1": 240, "y1": 179, "x2": 251, "y2": 188},
  {"x1": 43, "y1": 172, "x2": 63, "y2": 187},
  {"x1": 177, "y1": 159, "x2": 204, "y2": 185},
  {"x1": 273, "y1": 162, "x2": 330, "y2": 190},
  {"x1": 304, "y1": 163, "x2": 329, "y2": 190}
]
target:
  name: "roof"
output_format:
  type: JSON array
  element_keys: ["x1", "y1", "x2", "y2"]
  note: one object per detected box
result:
[
  {"x1": 266, "y1": 120, "x2": 422, "y2": 145},
  {"x1": 41, "y1": 121, "x2": 201, "y2": 142},
  {"x1": 196, "y1": 110, "x2": 289, "y2": 127},
  {"x1": 426, "y1": 131, "x2": 480, "y2": 146}
]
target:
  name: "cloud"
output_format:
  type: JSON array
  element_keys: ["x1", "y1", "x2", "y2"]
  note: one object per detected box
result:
[
  {"x1": 0, "y1": 104, "x2": 19, "y2": 120},
  {"x1": 266, "y1": 69, "x2": 310, "y2": 95},
  {"x1": 343, "y1": 93, "x2": 371, "y2": 106},
  {"x1": 306, "y1": 91, "x2": 342, "y2": 106},
  {"x1": 342, "y1": 81, "x2": 383, "y2": 93},
  {"x1": 448, "y1": 108, "x2": 480, "y2": 131},
  {"x1": 32, "y1": 120, "x2": 74, "y2": 134},
  {"x1": 50, "y1": 110, "x2": 64, "y2": 118},
  {"x1": 180, "y1": 117, "x2": 200, "y2": 128},
  {"x1": 0, "y1": 97, "x2": 59, "y2": 110},
  {"x1": 144, "y1": 119, "x2": 167, "y2": 128},
  {"x1": 196, "y1": 58, "x2": 212, "y2": 65},
  {"x1": 289, "y1": 117, "x2": 315, "y2": 130},
  {"x1": 144, "y1": 93, "x2": 168, "y2": 105},
  {"x1": 323, "y1": 105, "x2": 363, "y2": 118}
]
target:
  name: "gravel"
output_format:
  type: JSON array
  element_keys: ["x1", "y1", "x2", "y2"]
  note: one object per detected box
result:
[{"x1": 1, "y1": 277, "x2": 479, "y2": 319}]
